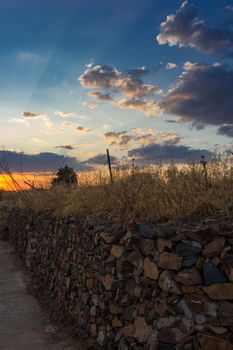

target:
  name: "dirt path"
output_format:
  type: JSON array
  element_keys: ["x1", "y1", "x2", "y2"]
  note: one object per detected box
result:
[{"x1": 0, "y1": 241, "x2": 77, "y2": 350}]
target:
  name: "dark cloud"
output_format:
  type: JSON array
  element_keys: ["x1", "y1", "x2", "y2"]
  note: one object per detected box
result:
[
  {"x1": 55, "y1": 145, "x2": 75, "y2": 150},
  {"x1": 157, "y1": 1, "x2": 233, "y2": 55},
  {"x1": 22, "y1": 112, "x2": 48, "y2": 119},
  {"x1": 88, "y1": 91, "x2": 114, "y2": 101},
  {"x1": 76, "y1": 126, "x2": 93, "y2": 134},
  {"x1": 83, "y1": 153, "x2": 118, "y2": 165},
  {"x1": 0, "y1": 151, "x2": 90, "y2": 172},
  {"x1": 104, "y1": 131, "x2": 133, "y2": 149},
  {"x1": 128, "y1": 143, "x2": 213, "y2": 164},
  {"x1": 161, "y1": 62, "x2": 233, "y2": 127},
  {"x1": 217, "y1": 125, "x2": 233, "y2": 137}
]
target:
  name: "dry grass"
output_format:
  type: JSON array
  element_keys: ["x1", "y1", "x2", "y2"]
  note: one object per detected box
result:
[{"x1": 4, "y1": 157, "x2": 233, "y2": 221}]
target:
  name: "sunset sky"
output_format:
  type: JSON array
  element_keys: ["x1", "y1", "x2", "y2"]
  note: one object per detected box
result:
[{"x1": 1, "y1": 0, "x2": 233, "y2": 172}]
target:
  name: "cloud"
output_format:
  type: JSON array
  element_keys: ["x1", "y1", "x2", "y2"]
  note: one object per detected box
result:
[
  {"x1": 166, "y1": 63, "x2": 177, "y2": 70},
  {"x1": 21, "y1": 112, "x2": 48, "y2": 120},
  {"x1": 217, "y1": 125, "x2": 233, "y2": 138},
  {"x1": 54, "y1": 111, "x2": 74, "y2": 117},
  {"x1": 128, "y1": 143, "x2": 213, "y2": 164},
  {"x1": 103, "y1": 128, "x2": 182, "y2": 150},
  {"x1": 88, "y1": 91, "x2": 114, "y2": 101},
  {"x1": 160, "y1": 62, "x2": 233, "y2": 127},
  {"x1": 157, "y1": 1, "x2": 233, "y2": 55},
  {"x1": 76, "y1": 126, "x2": 93, "y2": 134},
  {"x1": 79, "y1": 64, "x2": 162, "y2": 98},
  {"x1": 104, "y1": 131, "x2": 133, "y2": 149},
  {"x1": 83, "y1": 102, "x2": 98, "y2": 110},
  {"x1": 125, "y1": 66, "x2": 150, "y2": 77},
  {"x1": 80, "y1": 64, "x2": 163, "y2": 117},
  {"x1": 83, "y1": 153, "x2": 118, "y2": 165},
  {"x1": 0, "y1": 150, "x2": 90, "y2": 172},
  {"x1": 55, "y1": 145, "x2": 76, "y2": 150}
]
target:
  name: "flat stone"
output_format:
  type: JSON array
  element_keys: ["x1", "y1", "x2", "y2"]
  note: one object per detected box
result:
[
  {"x1": 197, "y1": 334, "x2": 233, "y2": 350},
  {"x1": 176, "y1": 243, "x2": 201, "y2": 258},
  {"x1": 184, "y1": 294, "x2": 208, "y2": 314},
  {"x1": 203, "y1": 262, "x2": 227, "y2": 286},
  {"x1": 176, "y1": 268, "x2": 202, "y2": 285},
  {"x1": 203, "y1": 238, "x2": 225, "y2": 258},
  {"x1": 184, "y1": 227, "x2": 216, "y2": 245},
  {"x1": 101, "y1": 274, "x2": 114, "y2": 290},
  {"x1": 140, "y1": 238, "x2": 155, "y2": 256},
  {"x1": 159, "y1": 271, "x2": 181, "y2": 294},
  {"x1": 219, "y1": 301, "x2": 233, "y2": 326},
  {"x1": 203, "y1": 283, "x2": 233, "y2": 300},
  {"x1": 111, "y1": 245, "x2": 124, "y2": 258},
  {"x1": 157, "y1": 238, "x2": 173, "y2": 252},
  {"x1": 139, "y1": 224, "x2": 156, "y2": 239},
  {"x1": 154, "y1": 223, "x2": 176, "y2": 239},
  {"x1": 133, "y1": 317, "x2": 152, "y2": 343},
  {"x1": 144, "y1": 258, "x2": 159, "y2": 280},
  {"x1": 158, "y1": 252, "x2": 182, "y2": 271},
  {"x1": 182, "y1": 257, "x2": 197, "y2": 267},
  {"x1": 156, "y1": 344, "x2": 176, "y2": 350}
]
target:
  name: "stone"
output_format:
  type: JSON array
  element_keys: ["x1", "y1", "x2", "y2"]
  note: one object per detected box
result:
[
  {"x1": 219, "y1": 301, "x2": 233, "y2": 326},
  {"x1": 159, "y1": 271, "x2": 181, "y2": 294},
  {"x1": 197, "y1": 334, "x2": 233, "y2": 350},
  {"x1": 158, "y1": 327, "x2": 187, "y2": 345},
  {"x1": 157, "y1": 238, "x2": 173, "y2": 252},
  {"x1": 124, "y1": 323, "x2": 134, "y2": 337},
  {"x1": 159, "y1": 252, "x2": 182, "y2": 271},
  {"x1": 97, "y1": 330, "x2": 107, "y2": 346},
  {"x1": 204, "y1": 283, "x2": 233, "y2": 300},
  {"x1": 222, "y1": 255, "x2": 233, "y2": 269},
  {"x1": 125, "y1": 279, "x2": 142, "y2": 298},
  {"x1": 176, "y1": 243, "x2": 201, "y2": 257},
  {"x1": 144, "y1": 258, "x2": 159, "y2": 280},
  {"x1": 111, "y1": 245, "x2": 124, "y2": 258},
  {"x1": 156, "y1": 344, "x2": 176, "y2": 350},
  {"x1": 139, "y1": 224, "x2": 156, "y2": 239},
  {"x1": 182, "y1": 257, "x2": 197, "y2": 267},
  {"x1": 203, "y1": 262, "x2": 227, "y2": 286},
  {"x1": 225, "y1": 268, "x2": 233, "y2": 282},
  {"x1": 154, "y1": 223, "x2": 176, "y2": 239},
  {"x1": 203, "y1": 238, "x2": 225, "y2": 258},
  {"x1": 184, "y1": 227, "x2": 216, "y2": 245},
  {"x1": 183, "y1": 294, "x2": 208, "y2": 315},
  {"x1": 101, "y1": 274, "x2": 114, "y2": 290},
  {"x1": 176, "y1": 268, "x2": 202, "y2": 285},
  {"x1": 133, "y1": 317, "x2": 152, "y2": 343},
  {"x1": 140, "y1": 238, "x2": 155, "y2": 256}
]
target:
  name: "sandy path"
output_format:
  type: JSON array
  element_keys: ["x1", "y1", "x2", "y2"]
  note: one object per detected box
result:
[{"x1": 0, "y1": 241, "x2": 77, "y2": 350}]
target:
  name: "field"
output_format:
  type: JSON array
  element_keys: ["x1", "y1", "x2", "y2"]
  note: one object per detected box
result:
[{"x1": 1, "y1": 157, "x2": 233, "y2": 221}]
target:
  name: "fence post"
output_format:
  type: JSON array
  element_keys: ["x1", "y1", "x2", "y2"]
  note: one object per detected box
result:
[{"x1": 106, "y1": 149, "x2": 113, "y2": 184}]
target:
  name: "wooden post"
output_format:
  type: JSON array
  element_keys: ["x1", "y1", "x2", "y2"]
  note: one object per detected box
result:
[{"x1": 106, "y1": 149, "x2": 113, "y2": 184}]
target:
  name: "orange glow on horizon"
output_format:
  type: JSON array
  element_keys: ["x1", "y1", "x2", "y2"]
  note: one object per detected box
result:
[{"x1": 0, "y1": 173, "x2": 53, "y2": 191}]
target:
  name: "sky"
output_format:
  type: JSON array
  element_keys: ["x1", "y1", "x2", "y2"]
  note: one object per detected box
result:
[{"x1": 1, "y1": 0, "x2": 233, "y2": 172}]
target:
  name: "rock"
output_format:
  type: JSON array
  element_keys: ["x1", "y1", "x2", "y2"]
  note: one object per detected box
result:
[
  {"x1": 133, "y1": 317, "x2": 152, "y2": 343},
  {"x1": 157, "y1": 238, "x2": 173, "y2": 252},
  {"x1": 97, "y1": 330, "x2": 107, "y2": 346},
  {"x1": 111, "y1": 245, "x2": 124, "y2": 258},
  {"x1": 203, "y1": 238, "x2": 225, "y2": 258},
  {"x1": 125, "y1": 279, "x2": 142, "y2": 298},
  {"x1": 203, "y1": 283, "x2": 233, "y2": 300},
  {"x1": 159, "y1": 252, "x2": 182, "y2": 271},
  {"x1": 183, "y1": 294, "x2": 208, "y2": 315},
  {"x1": 176, "y1": 243, "x2": 201, "y2": 258},
  {"x1": 144, "y1": 258, "x2": 159, "y2": 280},
  {"x1": 159, "y1": 271, "x2": 181, "y2": 294},
  {"x1": 176, "y1": 268, "x2": 202, "y2": 285},
  {"x1": 154, "y1": 223, "x2": 176, "y2": 239},
  {"x1": 197, "y1": 334, "x2": 233, "y2": 350},
  {"x1": 203, "y1": 263, "x2": 227, "y2": 286},
  {"x1": 139, "y1": 224, "x2": 156, "y2": 239},
  {"x1": 156, "y1": 344, "x2": 176, "y2": 350},
  {"x1": 219, "y1": 301, "x2": 233, "y2": 326},
  {"x1": 225, "y1": 268, "x2": 233, "y2": 282},
  {"x1": 158, "y1": 327, "x2": 187, "y2": 345},
  {"x1": 222, "y1": 255, "x2": 233, "y2": 269},
  {"x1": 124, "y1": 323, "x2": 134, "y2": 337},
  {"x1": 140, "y1": 238, "x2": 155, "y2": 256},
  {"x1": 182, "y1": 257, "x2": 197, "y2": 267},
  {"x1": 184, "y1": 227, "x2": 216, "y2": 245},
  {"x1": 101, "y1": 274, "x2": 114, "y2": 290}
]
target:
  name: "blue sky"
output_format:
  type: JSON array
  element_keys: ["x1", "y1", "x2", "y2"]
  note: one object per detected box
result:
[{"x1": 1, "y1": 0, "x2": 233, "y2": 171}]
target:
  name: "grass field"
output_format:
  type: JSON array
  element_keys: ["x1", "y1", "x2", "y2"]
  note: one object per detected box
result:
[{"x1": 1, "y1": 157, "x2": 233, "y2": 221}]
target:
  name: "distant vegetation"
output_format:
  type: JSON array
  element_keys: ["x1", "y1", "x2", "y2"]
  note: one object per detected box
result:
[
  {"x1": 51, "y1": 165, "x2": 78, "y2": 186},
  {"x1": 1, "y1": 157, "x2": 232, "y2": 221}
]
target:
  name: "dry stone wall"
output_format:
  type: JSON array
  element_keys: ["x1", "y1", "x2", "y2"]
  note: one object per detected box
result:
[{"x1": 8, "y1": 209, "x2": 233, "y2": 349}]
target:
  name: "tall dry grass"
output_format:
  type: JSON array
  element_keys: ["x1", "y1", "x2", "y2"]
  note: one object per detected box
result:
[{"x1": 8, "y1": 157, "x2": 233, "y2": 221}]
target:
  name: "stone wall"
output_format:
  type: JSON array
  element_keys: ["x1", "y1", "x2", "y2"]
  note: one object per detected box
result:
[{"x1": 8, "y1": 209, "x2": 233, "y2": 349}]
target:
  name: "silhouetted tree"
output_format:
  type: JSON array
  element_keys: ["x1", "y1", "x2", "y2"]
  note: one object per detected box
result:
[{"x1": 51, "y1": 165, "x2": 78, "y2": 186}]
